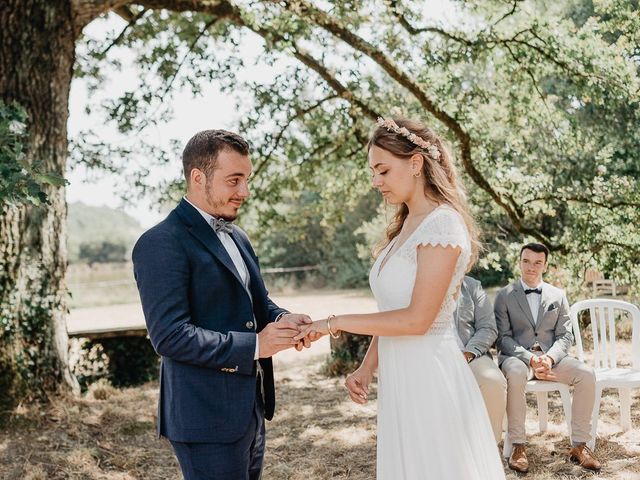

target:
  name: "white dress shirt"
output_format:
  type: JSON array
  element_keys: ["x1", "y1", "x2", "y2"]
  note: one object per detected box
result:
[
  {"x1": 184, "y1": 196, "x2": 260, "y2": 359},
  {"x1": 520, "y1": 279, "x2": 543, "y2": 325}
]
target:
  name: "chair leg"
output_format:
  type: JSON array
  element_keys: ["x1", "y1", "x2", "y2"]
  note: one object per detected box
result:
[
  {"x1": 589, "y1": 386, "x2": 603, "y2": 450},
  {"x1": 620, "y1": 387, "x2": 632, "y2": 432},
  {"x1": 558, "y1": 387, "x2": 573, "y2": 439},
  {"x1": 536, "y1": 391, "x2": 549, "y2": 432}
]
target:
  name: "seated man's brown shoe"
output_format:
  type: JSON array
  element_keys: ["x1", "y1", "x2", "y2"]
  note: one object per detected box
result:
[
  {"x1": 569, "y1": 444, "x2": 601, "y2": 471},
  {"x1": 508, "y1": 444, "x2": 529, "y2": 473}
]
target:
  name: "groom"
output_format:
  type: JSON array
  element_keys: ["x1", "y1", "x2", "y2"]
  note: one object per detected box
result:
[
  {"x1": 133, "y1": 129, "x2": 311, "y2": 479},
  {"x1": 495, "y1": 243, "x2": 600, "y2": 473}
]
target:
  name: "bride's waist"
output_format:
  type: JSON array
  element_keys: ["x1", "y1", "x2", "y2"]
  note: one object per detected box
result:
[{"x1": 379, "y1": 321, "x2": 457, "y2": 342}]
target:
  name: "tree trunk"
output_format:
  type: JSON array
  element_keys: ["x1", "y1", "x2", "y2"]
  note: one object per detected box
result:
[
  {"x1": 0, "y1": 0, "x2": 79, "y2": 415},
  {"x1": 325, "y1": 333, "x2": 371, "y2": 376}
]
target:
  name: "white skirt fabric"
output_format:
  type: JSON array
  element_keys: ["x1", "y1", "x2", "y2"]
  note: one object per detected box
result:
[{"x1": 376, "y1": 333, "x2": 506, "y2": 480}]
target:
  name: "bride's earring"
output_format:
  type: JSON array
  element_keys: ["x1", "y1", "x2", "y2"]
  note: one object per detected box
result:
[{"x1": 414, "y1": 171, "x2": 421, "y2": 178}]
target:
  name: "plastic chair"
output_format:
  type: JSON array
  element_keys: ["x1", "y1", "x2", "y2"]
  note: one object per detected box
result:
[
  {"x1": 503, "y1": 380, "x2": 573, "y2": 458},
  {"x1": 570, "y1": 299, "x2": 640, "y2": 449}
]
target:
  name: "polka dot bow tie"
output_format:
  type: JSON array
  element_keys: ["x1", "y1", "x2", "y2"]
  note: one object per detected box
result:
[{"x1": 211, "y1": 217, "x2": 233, "y2": 234}]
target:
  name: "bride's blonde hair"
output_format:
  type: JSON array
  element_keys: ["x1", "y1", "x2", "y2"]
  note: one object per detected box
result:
[{"x1": 369, "y1": 117, "x2": 481, "y2": 270}]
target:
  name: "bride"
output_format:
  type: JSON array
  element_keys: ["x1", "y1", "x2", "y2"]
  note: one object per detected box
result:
[{"x1": 297, "y1": 117, "x2": 506, "y2": 479}]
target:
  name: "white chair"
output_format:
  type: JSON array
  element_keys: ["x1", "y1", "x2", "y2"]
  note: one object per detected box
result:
[
  {"x1": 570, "y1": 299, "x2": 640, "y2": 449},
  {"x1": 503, "y1": 380, "x2": 573, "y2": 458}
]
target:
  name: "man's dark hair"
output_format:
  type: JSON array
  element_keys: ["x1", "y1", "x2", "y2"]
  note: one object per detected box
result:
[
  {"x1": 520, "y1": 242, "x2": 549, "y2": 261},
  {"x1": 182, "y1": 129, "x2": 250, "y2": 184}
]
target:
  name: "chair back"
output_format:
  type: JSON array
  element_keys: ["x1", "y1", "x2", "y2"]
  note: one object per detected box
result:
[{"x1": 570, "y1": 299, "x2": 640, "y2": 370}]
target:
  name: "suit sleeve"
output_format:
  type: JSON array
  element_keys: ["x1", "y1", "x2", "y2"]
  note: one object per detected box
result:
[
  {"x1": 464, "y1": 281, "x2": 497, "y2": 357},
  {"x1": 495, "y1": 289, "x2": 535, "y2": 365},
  {"x1": 546, "y1": 293, "x2": 573, "y2": 365},
  {"x1": 132, "y1": 228, "x2": 256, "y2": 375}
]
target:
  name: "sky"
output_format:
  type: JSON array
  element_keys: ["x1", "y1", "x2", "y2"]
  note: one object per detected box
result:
[{"x1": 66, "y1": 1, "x2": 458, "y2": 228}]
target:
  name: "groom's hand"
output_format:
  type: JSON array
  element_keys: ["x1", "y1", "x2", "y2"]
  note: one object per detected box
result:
[
  {"x1": 279, "y1": 313, "x2": 315, "y2": 350},
  {"x1": 258, "y1": 320, "x2": 302, "y2": 358}
]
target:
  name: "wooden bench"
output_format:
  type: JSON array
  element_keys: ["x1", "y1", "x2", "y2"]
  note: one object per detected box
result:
[{"x1": 67, "y1": 303, "x2": 148, "y2": 339}]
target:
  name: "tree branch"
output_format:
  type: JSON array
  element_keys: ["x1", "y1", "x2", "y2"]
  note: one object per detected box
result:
[
  {"x1": 387, "y1": 2, "x2": 611, "y2": 90},
  {"x1": 276, "y1": 0, "x2": 560, "y2": 250},
  {"x1": 289, "y1": 44, "x2": 379, "y2": 120},
  {"x1": 252, "y1": 93, "x2": 340, "y2": 178},
  {"x1": 491, "y1": 0, "x2": 524, "y2": 28},
  {"x1": 523, "y1": 195, "x2": 640, "y2": 210},
  {"x1": 101, "y1": 7, "x2": 148, "y2": 56},
  {"x1": 387, "y1": 0, "x2": 474, "y2": 44},
  {"x1": 71, "y1": 0, "x2": 133, "y2": 34},
  {"x1": 113, "y1": 5, "x2": 136, "y2": 22}
]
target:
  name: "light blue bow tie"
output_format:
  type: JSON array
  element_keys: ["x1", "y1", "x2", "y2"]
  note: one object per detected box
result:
[{"x1": 211, "y1": 217, "x2": 233, "y2": 234}]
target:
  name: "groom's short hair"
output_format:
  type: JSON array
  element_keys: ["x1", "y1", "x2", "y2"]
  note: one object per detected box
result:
[
  {"x1": 183, "y1": 129, "x2": 250, "y2": 184},
  {"x1": 520, "y1": 242, "x2": 549, "y2": 261}
]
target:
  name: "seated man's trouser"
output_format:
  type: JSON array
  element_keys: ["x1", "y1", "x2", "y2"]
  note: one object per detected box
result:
[{"x1": 501, "y1": 352, "x2": 596, "y2": 444}]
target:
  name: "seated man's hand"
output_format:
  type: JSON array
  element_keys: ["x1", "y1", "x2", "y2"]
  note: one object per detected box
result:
[
  {"x1": 530, "y1": 354, "x2": 556, "y2": 380},
  {"x1": 533, "y1": 365, "x2": 557, "y2": 381},
  {"x1": 539, "y1": 354, "x2": 554, "y2": 370}
]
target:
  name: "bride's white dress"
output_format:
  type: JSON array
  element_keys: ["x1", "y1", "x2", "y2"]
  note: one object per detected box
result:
[{"x1": 370, "y1": 205, "x2": 505, "y2": 479}]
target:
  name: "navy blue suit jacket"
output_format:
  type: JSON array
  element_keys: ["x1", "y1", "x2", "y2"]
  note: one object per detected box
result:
[{"x1": 132, "y1": 199, "x2": 287, "y2": 443}]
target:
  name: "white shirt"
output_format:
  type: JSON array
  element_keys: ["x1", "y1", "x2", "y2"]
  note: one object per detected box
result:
[
  {"x1": 520, "y1": 279, "x2": 543, "y2": 325},
  {"x1": 184, "y1": 196, "x2": 260, "y2": 360}
]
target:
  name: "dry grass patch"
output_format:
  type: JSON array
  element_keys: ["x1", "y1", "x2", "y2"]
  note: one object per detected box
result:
[
  {"x1": 0, "y1": 347, "x2": 638, "y2": 479},
  {"x1": 0, "y1": 384, "x2": 179, "y2": 480}
]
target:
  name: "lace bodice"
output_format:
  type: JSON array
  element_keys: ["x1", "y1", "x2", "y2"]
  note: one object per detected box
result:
[{"x1": 369, "y1": 205, "x2": 471, "y2": 336}]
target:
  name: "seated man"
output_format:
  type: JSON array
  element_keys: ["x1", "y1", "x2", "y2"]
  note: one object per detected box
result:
[
  {"x1": 454, "y1": 275, "x2": 507, "y2": 444},
  {"x1": 495, "y1": 243, "x2": 600, "y2": 474}
]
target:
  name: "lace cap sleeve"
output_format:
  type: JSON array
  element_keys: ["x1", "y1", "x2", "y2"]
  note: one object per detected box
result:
[{"x1": 414, "y1": 206, "x2": 470, "y2": 252}]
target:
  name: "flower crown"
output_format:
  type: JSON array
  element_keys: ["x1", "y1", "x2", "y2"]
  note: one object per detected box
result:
[{"x1": 376, "y1": 117, "x2": 441, "y2": 160}]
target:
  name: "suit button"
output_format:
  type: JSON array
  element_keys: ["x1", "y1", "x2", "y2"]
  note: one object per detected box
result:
[
  {"x1": 534, "y1": 333, "x2": 538, "y2": 336},
  {"x1": 246, "y1": 321, "x2": 254, "y2": 329}
]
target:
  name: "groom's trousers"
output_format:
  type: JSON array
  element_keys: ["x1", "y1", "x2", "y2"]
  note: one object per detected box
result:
[
  {"x1": 501, "y1": 355, "x2": 596, "y2": 444},
  {"x1": 170, "y1": 383, "x2": 266, "y2": 480}
]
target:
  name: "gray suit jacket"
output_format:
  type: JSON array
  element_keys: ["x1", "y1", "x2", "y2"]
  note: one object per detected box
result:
[
  {"x1": 495, "y1": 280, "x2": 573, "y2": 366},
  {"x1": 454, "y1": 276, "x2": 498, "y2": 357}
]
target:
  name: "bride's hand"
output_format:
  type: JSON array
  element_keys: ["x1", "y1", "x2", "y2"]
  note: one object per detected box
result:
[
  {"x1": 345, "y1": 367, "x2": 373, "y2": 404},
  {"x1": 293, "y1": 318, "x2": 329, "y2": 341}
]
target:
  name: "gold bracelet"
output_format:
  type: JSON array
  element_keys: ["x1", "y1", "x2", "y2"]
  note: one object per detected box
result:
[{"x1": 327, "y1": 314, "x2": 341, "y2": 339}]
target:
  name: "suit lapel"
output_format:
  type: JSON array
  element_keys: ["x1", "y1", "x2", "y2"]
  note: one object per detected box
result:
[
  {"x1": 536, "y1": 283, "x2": 548, "y2": 327},
  {"x1": 513, "y1": 281, "x2": 536, "y2": 328},
  {"x1": 230, "y1": 229, "x2": 263, "y2": 294},
  {"x1": 230, "y1": 230, "x2": 269, "y2": 328},
  {"x1": 175, "y1": 200, "x2": 247, "y2": 290}
]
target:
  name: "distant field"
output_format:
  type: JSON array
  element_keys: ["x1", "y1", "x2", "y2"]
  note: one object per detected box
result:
[
  {"x1": 66, "y1": 262, "x2": 371, "y2": 309},
  {"x1": 67, "y1": 263, "x2": 139, "y2": 309}
]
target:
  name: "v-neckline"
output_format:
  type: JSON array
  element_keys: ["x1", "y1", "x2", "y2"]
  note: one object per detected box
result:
[{"x1": 376, "y1": 205, "x2": 448, "y2": 278}]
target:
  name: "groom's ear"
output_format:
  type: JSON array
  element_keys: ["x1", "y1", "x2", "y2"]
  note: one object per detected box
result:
[{"x1": 189, "y1": 168, "x2": 206, "y2": 189}]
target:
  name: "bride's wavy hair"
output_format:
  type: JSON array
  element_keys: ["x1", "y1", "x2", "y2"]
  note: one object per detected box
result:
[{"x1": 368, "y1": 117, "x2": 481, "y2": 270}]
